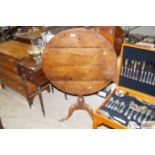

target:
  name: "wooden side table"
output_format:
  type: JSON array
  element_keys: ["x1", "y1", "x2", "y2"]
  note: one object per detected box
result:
[{"x1": 17, "y1": 57, "x2": 51, "y2": 116}]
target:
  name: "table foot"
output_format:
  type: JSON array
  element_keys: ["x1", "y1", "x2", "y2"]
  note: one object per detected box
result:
[{"x1": 59, "y1": 96, "x2": 93, "y2": 121}]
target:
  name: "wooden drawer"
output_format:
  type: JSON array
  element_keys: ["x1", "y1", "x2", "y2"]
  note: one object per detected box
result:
[
  {"x1": 25, "y1": 69, "x2": 48, "y2": 85},
  {"x1": 0, "y1": 67, "x2": 22, "y2": 84},
  {"x1": 1, "y1": 77, "x2": 36, "y2": 97},
  {"x1": 0, "y1": 68, "x2": 36, "y2": 96},
  {"x1": 0, "y1": 53, "x2": 17, "y2": 73},
  {"x1": 35, "y1": 70, "x2": 49, "y2": 86},
  {"x1": 3, "y1": 78, "x2": 26, "y2": 96}
]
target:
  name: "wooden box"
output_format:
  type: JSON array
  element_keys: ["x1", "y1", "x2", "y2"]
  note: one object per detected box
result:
[{"x1": 93, "y1": 43, "x2": 155, "y2": 129}]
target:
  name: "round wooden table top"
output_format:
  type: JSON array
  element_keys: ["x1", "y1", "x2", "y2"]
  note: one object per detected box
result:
[{"x1": 42, "y1": 28, "x2": 117, "y2": 95}]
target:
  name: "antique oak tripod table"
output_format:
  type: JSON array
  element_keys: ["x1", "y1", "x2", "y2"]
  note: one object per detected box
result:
[{"x1": 42, "y1": 28, "x2": 117, "y2": 121}]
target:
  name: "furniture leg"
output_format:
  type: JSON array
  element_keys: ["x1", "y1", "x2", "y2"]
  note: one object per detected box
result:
[
  {"x1": 0, "y1": 118, "x2": 4, "y2": 129},
  {"x1": 37, "y1": 86, "x2": 46, "y2": 117},
  {"x1": 51, "y1": 84, "x2": 54, "y2": 94},
  {"x1": 46, "y1": 84, "x2": 51, "y2": 93},
  {"x1": 64, "y1": 93, "x2": 68, "y2": 100},
  {"x1": 1, "y1": 82, "x2": 5, "y2": 89},
  {"x1": 22, "y1": 75, "x2": 35, "y2": 108},
  {"x1": 60, "y1": 96, "x2": 93, "y2": 121},
  {"x1": 27, "y1": 97, "x2": 34, "y2": 109}
]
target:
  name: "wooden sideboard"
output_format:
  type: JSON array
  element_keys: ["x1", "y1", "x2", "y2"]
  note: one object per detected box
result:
[{"x1": 0, "y1": 40, "x2": 37, "y2": 97}]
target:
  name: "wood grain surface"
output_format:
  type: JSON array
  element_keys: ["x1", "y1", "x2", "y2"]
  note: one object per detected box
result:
[
  {"x1": 0, "y1": 40, "x2": 30, "y2": 59},
  {"x1": 42, "y1": 28, "x2": 117, "y2": 95}
]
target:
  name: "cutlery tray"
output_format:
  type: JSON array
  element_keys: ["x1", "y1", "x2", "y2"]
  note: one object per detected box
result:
[
  {"x1": 99, "y1": 90, "x2": 155, "y2": 128},
  {"x1": 93, "y1": 43, "x2": 155, "y2": 129}
]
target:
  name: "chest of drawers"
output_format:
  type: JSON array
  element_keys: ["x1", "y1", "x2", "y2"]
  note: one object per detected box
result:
[{"x1": 0, "y1": 40, "x2": 36, "y2": 96}]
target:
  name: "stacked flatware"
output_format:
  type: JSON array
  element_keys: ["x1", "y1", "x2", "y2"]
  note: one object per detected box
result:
[
  {"x1": 121, "y1": 59, "x2": 155, "y2": 85},
  {"x1": 101, "y1": 93, "x2": 154, "y2": 127}
]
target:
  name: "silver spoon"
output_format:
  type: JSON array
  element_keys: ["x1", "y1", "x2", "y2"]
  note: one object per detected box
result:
[
  {"x1": 116, "y1": 101, "x2": 125, "y2": 113},
  {"x1": 119, "y1": 102, "x2": 126, "y2": 113},
  {"x1": 127, "y1": 101, "x2": 136, "y2": 120},
  {"x1": 143, "y1": 109, "x2": 152, "y2": 122},
  {"x1": 105, "y1": 97, "x2": 114, "y2": 108},
  {"x1": 133, "y1": 104, "x2": 140, "y2": 120},
  {"x1": 111, "y1": 100, "x2": 119, "y2": 111},
  {"x1": 124, "y1": 101, "x2": 134, "y2": 117},
  {"x1": 137, "y1": 106, "x2": 148, "y2": 123}
]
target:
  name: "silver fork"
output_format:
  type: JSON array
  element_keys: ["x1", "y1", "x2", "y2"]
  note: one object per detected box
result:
[
  {"x1": 140, "y1": 62, "x2": 145, "y2": 82},
  {"x1": 124, "y1": 59, "x2": 128, "y2": 77},
  {"x1": 135, "y1": 62, "x2": 141, "y2": 80}
]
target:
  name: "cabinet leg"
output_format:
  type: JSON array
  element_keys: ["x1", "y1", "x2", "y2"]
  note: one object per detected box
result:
[
  {"x1": 27, "y1": 97, "x2": 34, "y2": 109},
  {"x1": 46, "y1": 84, "x2": 51, "y2": 93},
  {"x1": 37, "y1": 86, "x2": 46, "y2": 117},
  {"x1": 64, "y1": 93, "x2": 68, "y2": 100},
  {"x1": 1, "y1": 82, "x2": 5, "y2": 89},
  {"x1": 0, "y1": 118, "x2": 4, "y2": 129},
  {"x1": 51, "y1": 84, "x2": 54, "y2": 94}
]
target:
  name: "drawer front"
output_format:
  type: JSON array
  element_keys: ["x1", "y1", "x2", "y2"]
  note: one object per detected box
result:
[
  {"x1": 1, "y1": 75, "x2": 37, "y2": 97},
  {"x1": 35, "y1": 71, "x2": 49, "y2": 86},
  {"x1": 0, "y1": 53, "x2": 17, "y2": 73},
  {"x1": 20, "y1": 68, "x2": 35, "y2": 83},
  {"x1": 0, "y1": 67, "x2": 23, "y2": 84},
  {"x1": 23, "y1": 68, "x2": 49, "y2": 85},
  {"x1": 1, "y1": 77, "x2": 26, "y2": 95},
  {"x1": 0, "y1": 67, "x2": 36, "y2": 96}
]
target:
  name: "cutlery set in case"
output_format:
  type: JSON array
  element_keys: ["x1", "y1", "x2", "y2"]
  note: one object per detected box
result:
[{"x1": 93, "y1": 43, "x2": 155, "y2": 129}]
